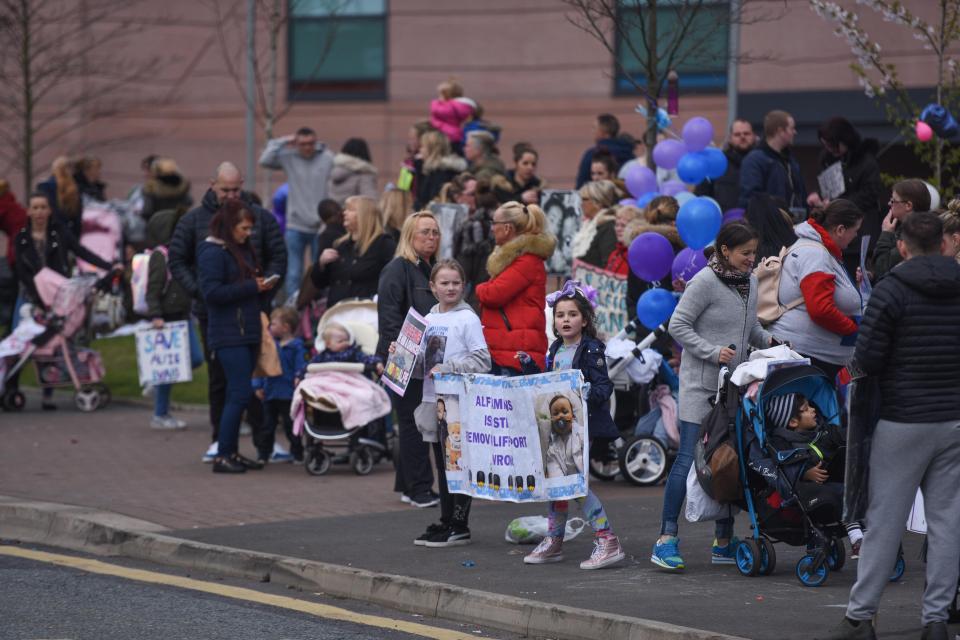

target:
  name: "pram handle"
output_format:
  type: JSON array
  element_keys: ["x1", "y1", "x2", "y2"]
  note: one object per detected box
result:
[
  {"x1": 606, "y1": 323, "x2": 668, "y2": 380},
  {"x1": 715, "y1": 365, "x2": 731, "y2": 405}
]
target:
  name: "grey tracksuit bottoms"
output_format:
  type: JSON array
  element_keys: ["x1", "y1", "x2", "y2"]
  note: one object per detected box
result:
[{"x1": 846, "y1": 419, "x2": 960, "y2": 625}]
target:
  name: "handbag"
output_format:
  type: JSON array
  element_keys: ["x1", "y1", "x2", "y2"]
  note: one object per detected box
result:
[{"x1": 252, "y1": 311, "x2": 282, "y2": 377}]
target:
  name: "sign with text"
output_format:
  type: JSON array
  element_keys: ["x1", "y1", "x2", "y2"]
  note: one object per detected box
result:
[
  {"x1": 381, "y1": 308, "x2": 427, "y2": 396},
  {"x1": 428, "y1": 203, "x2": 469, "y2": 261},
  {"x1": 434, "y1": 370, "x2": 589, "y2": 503},
  {"x1": 135, "y1": 321, "x2": 192, "y2": 386},
  {"x1": 571, "y1": 259, "x2": 628, "y2": 340},
  {"x1": 541, "y1": 190, "x2": 582, "y2": 275}
]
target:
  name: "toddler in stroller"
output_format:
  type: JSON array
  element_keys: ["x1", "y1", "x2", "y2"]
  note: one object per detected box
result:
[{"x1": 291, "y1": 300, "x2": 392, "y2": 476}]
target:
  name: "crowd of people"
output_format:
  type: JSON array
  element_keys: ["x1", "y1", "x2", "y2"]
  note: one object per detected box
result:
[{"x1": 0, "y1": 93, "x2": 958, "y2": 639}]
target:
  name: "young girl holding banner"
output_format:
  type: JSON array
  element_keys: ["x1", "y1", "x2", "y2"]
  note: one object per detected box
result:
[{"x1": 518, "y1": 281, "x2": 625, "y2": 570}]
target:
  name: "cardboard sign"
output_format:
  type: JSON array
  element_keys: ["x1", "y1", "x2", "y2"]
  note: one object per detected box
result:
[
  {"x1": 434, "y1": 370, "x2": 589, "y2": 503},
  {"x1": 817, "y1": 161, "x2": 845, "y2": 201},
  {"x1": 135, "y1": 321, "x2": 192, "y2": 386},
  {"x1": 571, "y1": 259, "x2": 628, "y2": 339},
  {"x1": 428, "y1": 203, "x2": 469, "y2": 260},
  {"x1": 541, "y1": 190, "x2": 582, "y2": 275}
]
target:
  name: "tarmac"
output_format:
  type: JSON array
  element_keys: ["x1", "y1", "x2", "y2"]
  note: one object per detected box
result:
[{"x1": 0, "y1": 395, "x2": 941, "y2": 640}]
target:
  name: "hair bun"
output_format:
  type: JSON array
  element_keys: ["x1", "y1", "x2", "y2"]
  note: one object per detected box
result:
[{"x1": 947, "y1": 198, "x2": 960, "y2": 216}]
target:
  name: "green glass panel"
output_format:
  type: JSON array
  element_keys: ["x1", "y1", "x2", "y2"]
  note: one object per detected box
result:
[
  {"x1": 290, "y1": 18, "x2": 385, "y2": 80},
  {"x1": 291, "y1": 0, "x2": 385, "y2": 18}
]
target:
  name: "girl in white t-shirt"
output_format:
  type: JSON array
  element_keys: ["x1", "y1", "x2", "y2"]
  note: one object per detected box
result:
[{"x1": 399, "y1": 259, "x2": 491, "y2": 548}]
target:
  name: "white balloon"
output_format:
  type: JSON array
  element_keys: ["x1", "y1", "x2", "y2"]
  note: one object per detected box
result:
[
  {"x1": 675, "y1": 191, "x2": 695, "y2": 205},
  {"x1": 924, "y1": 181, "x2": 941, "y2": 211}
]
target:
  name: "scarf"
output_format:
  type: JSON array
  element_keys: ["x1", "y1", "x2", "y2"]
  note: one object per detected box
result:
[{"x1": 708, "y1": 253, "x2": 751, "y2": 301}]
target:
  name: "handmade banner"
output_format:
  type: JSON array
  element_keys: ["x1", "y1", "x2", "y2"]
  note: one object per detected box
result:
[
  {"x1": 541, "y1": 190, "x2": 582, "y2": 275},
  {"x1": 571, "y1": 259, "x2": 628, "y2": 339},
  {"x1": 433, "y1": 370, "x2": 589, "y2": 503},
  {"x1": 428, "y1": 203, "x2": 469, "y2": 260},
  {"x1": 135, "y1": 321, "x2": 191, "y2": 386}
]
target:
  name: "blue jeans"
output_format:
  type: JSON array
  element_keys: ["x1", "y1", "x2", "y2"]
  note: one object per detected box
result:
[
  {"x1": 214, "y1": 344, "x2": 258, "y2": 457},
  {"x1": 284, "y1": 228, "x2": 319, "y2": 298},
  {"x1": 154, "y1": 319, "x2": 205, "y2": 417},
  {"x1": 660, "y1": 419, "x2": 734, "y2": 539}
]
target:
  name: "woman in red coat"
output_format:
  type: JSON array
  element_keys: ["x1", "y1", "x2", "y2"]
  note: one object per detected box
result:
[{"x1": 475, "y1": 201, "x2": 556, "y2": 374}]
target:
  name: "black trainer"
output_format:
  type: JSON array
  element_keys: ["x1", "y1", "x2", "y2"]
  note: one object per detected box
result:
[
  {"x1": 424, "y1": 526, "x2": 471, "y2": 548},
  {"x1": 233, "y1": 454, "x2": 264, "y2": 470},
  {"x1": 414, "y1": 523, "x2": 446, "y2": 546},
  {"x1": 409, "y1": 492, "x2": 439, "y2": 508},
  {"x1": 212, "y1": 456, "x2": 246, "y2": 474}
]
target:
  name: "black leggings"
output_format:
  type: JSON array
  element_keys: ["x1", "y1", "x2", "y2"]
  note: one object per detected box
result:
[{"x1": 432, "y1": 441, "x2": 472, "y2": 528}]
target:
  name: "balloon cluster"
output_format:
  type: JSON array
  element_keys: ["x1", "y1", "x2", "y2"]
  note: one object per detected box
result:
[{"x1": 917, "y1": 103, "x2": 958, "y2": 143}]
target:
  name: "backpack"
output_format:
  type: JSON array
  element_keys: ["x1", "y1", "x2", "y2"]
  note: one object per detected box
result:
[
  {"x1": 755, "y1": 239, "x2": 823, "y2": 326},
  {"x1": 694, "y1": 377, "x2": 741, "y2": 503},
  {"x1": 130, "y1": 246, "x2": 169, "y2": 317}
]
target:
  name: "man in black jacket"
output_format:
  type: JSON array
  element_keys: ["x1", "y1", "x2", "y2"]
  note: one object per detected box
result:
[
  {"x1": 694, "y1": 118, "x2": 755, "y2": 212},
  {"x1": 821, "y1": 212, "x2": 960, "y2": 640},
  {"x1": 168, "y1": 162, "x2": 287, "y2": 461}
]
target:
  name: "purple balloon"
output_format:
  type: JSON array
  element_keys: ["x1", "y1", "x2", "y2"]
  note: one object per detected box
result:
[
  {"x1": 671, "y1": 247, "x2": 708, "y2": 282},
  {"x1": 628, "y1": 232, "x2": 675, "y2": 283},
  {"x1": 682, "y1": 117, "x2": 714, "y2": 152},
  {"x1": 653, "y1": 139, "x2": 686, "y2": 170},
  {"x1": 723, "y1": 208, "x2": 745, "y2": 223},
  {"x1": 661, "y1": 179, "x2": 687, "y2": 197},
  {"x1": 619, "y1": 198, "x2": 637, "y2": 207},
  {"x1": 624, "y1": 164, "x2": 658, "y2": 199}
]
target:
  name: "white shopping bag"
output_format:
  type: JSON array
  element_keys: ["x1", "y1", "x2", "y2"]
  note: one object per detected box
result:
[
  {"x1": 907, "y1": 489, "x2": 926, "y2": 534},
  {"x1": 685, "y1": 465, "x2": 739, "y2": 522}
]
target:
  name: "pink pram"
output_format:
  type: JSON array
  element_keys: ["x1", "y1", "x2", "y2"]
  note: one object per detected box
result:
[{"x1": 0, "y1": 268, "x2": 110, "y2": 412}]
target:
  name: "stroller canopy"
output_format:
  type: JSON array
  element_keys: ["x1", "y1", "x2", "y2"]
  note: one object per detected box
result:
[{"x1": 743, "y1": 364, "x2": 841, "y2": 447}]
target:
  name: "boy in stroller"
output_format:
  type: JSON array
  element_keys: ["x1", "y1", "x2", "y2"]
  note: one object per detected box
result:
[{"x1": 750, "y1": 393, "x2": 863, "y2": 549}]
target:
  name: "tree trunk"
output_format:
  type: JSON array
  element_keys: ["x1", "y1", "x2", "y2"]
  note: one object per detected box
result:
[
  {"x1": 645, "y1": 0, "x2": 659, "y2": 168},
  {"x1": 20, "y1": 0, "x2": 33, "y2": 197}
]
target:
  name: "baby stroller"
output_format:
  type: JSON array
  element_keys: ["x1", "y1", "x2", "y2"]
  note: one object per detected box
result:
[
  {"x1": 0, "y1": 269, "x2": 111, "y2": 412},
  {"x1": 299, "y1": 299, "x2": 394, "y2": 476},
  {"x1": 730, "y1": 363, "x2": 905, "y2": 587}
]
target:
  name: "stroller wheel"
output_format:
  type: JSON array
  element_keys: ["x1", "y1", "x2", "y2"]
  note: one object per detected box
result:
[
  {"x1": 350, "y1": 448, "x2": 375, "y2": 476},
  {"x1": 588, "y1": 439, "x2": 621, "y2": 481},
  {"x1": 74, "y1": 386, "x2": 101, "y2": 413},
  {"x1": 796, "y1": 554, "x2": 830, "y2": 587},
  {"x1": 2, "y1": 390, "x2": 25, "y2": 412},
  {"x1": 735, "y1": 539, "x2": 762, "y2": 577},
  {"x1": 619, "y1": 436, "x2": 668, "y2": 486},
  {"x1": 93, "y1": 383, "x2": 111, "y2": 409},
  {"x1": 304, "y1": 448, "x2": 331, "y2": 476},
  {"x1": 758, "y1": 538, "x2": 777, "y2": 576},
  {"x1": 889, "y1": 552, "x2": 906, "y2": 583},
  {"x1": 827, "y1": 538, "x2": 846, "y2": 572}
]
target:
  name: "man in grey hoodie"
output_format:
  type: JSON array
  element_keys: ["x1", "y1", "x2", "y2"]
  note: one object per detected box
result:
[{"x1": 260, "y1": 127, "x2": 335, "y2": 297}]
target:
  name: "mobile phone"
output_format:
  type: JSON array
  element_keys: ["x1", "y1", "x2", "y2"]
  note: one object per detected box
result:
[{"x1": 262, "y1": 274, "x2": 280, "y2": 286}]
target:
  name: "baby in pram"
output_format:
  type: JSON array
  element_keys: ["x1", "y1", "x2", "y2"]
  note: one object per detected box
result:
[{"x1": 750, "y1": 392, "x2": 863, "y2": 548}]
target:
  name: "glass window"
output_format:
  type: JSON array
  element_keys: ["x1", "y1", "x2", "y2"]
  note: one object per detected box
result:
[
  {"x1": 615, "y1": 1, "x2": 729, "y2": 95},
  {"x1": 288, "y1": 0, "x2": 386, "y2": 100}
]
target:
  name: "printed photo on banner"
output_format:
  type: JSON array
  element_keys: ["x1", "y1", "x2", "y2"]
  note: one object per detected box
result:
[
  {"x1": 571, "y1": 260, "x2": 628, "y2": 339},
  {"x1": 428, "y1": 203, "x2": 469, "y2": 260},
  {"x1": 381, "y1": 308, "x2": 428, "y2": 396},
  {"x1": 434, "y1": 370, "x2": 588, "y2": 503},
  {"x1": 541, "y1": 190, "x2": 582, "y2": 275},
  {"x1": 135, "y1": 321, "x2": 192, "y2": 386}
]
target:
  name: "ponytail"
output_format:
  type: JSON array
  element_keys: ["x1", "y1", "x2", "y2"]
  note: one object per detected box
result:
[
  {"x1": 495, "y1": 201, "x2": 548, "y2": 236},
  {"x1": 809, "y1": 198, "x2": 863, "y2": 231}
]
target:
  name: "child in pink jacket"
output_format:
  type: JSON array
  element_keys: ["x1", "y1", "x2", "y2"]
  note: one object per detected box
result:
[{"x1": 430, "y1": 80, "x2": 474, "y2": 147}]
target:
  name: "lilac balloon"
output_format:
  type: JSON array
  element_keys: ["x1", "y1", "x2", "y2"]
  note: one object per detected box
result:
[
  {"x1": 625, "y1": 164, "x2": 658, "y2": 199},
  {"x1": 682, "y1": 117, "x2": 714, "y2": 152},
  {"x1": 653, "y1": 139, "x2": 686, "y2": 170},
  {"x1": 619, "y1": 198, "x2": 637, "y2": 207},
  {"x1": 723, "y1": 208, "x2": 745, "y2": 224},
  {"x1": 671, "y1": 247, "x2": 708, "y2": 282},
  {"x1": 661, "y1": 179, "x2": 687, "y2": 197},
  {"x1": 628, "y1": 232, "x2": 675, "y2": 283}
]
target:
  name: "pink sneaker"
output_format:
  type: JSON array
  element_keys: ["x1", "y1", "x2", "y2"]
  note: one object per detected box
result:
[
  {"x1": 524, "y1": 536, "x2": 564, "y2": 564},
  {"x1": 580, "y1": 535, "x2": 625, "y2": 570}
]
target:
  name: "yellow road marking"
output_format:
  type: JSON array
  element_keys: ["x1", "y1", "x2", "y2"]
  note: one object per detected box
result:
[{"x1": 0, "y1": 545, "x2": 489, "y2": 640}]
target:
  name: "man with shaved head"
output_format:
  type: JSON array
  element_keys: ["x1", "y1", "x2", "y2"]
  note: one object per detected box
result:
[{"x1": 168, "y1": 161, "x2": 286, "y2": 462}]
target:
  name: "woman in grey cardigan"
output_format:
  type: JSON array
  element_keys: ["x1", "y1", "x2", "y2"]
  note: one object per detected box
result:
[{"x1": 651, "y1": 221, "x2": 773, "y2": 571}]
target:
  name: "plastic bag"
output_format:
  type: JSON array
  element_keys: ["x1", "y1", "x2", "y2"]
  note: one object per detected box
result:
[
  {"x1": 685, "y1": 465, "x2": 739, "y2": 523},
  {"x1": 504, "y1": 515, "x2": 586, "y2": 544}
]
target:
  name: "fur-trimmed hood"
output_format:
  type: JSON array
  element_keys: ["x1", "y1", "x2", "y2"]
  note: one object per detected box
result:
[
  {"x1": 486, "y1": 232, "x2": 556, "y2": 278},
  {"x1": 423, "y1": 154, "x2": 467, "y2": 175},
  {"x1": 144, "y1": 171, "x2": 190, "y2": 200},
  {"x1": 332, "y1": 153, "x2": 378, "y2": 180},
  {"x1": 623, "y1": 221, "x2": 684, "y2": 251}
]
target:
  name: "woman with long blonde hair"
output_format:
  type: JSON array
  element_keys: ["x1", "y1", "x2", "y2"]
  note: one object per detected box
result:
[
  {"x1": 380, "y1": 188, "x2": 413, "y2": 241},
  {"x1": 310, "y1": 195, "x2": 396, "y2": 307},
  {"x1": 414, "y1": 130, "x2": 466, "y2": 209},
  {"x1": 36, "y1": 156, "x2": 82, "y2": 238}
]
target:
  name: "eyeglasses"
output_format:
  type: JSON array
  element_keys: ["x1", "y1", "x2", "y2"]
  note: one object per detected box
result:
[
  {"x1": 889, "y1": 198, "x2": 906, "y2": 205},
  {"x1": 416, "y1": 229, "x2": 441, "y2": 237}
]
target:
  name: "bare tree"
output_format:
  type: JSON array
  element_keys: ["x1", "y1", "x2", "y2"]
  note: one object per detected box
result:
[
  {"x1": 563, "y1": 0, "x2": 783, "y2": 163},
  {"x1": 810, "y1": 0, "x2": 960, "y2": 189},
  {"x1": 0, "y1": 0, "x2": 162, "y2": 196}
]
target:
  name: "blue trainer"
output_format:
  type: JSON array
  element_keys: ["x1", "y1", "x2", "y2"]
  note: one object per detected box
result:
[
  {"x1": 651, "y1": 536, "x2": 685, "y2": 570},
  {"x1": 711, "y1": 537, "x2": 740, "y2": 565}
]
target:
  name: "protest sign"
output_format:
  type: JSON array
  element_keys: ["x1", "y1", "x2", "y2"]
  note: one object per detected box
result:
[
  {"x1": 135, "y1": 321, "x2": 191, "y2": 386},
  {"x1": 428, "y1": 203, "x2": 469, "y2": 260},
  {"x1": 817, "y1": 161, "x2": 845, "y2": 201},
  {"x1": 381, "y1": 308, "x2": 427, "y2": 395},
  {"x1": 571, "y1": 259, "x2": 628, "y2": 339},
  {"x1": 434, "y1": 370, "x2": 589, "y2": 503},
  {"x1": 541, "y1": 190, "x2": 582, "y2": 275}
]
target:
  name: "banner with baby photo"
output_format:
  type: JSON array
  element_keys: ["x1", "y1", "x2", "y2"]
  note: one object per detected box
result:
[
  {"x1": 433, "y1": 370, "x2": 589, "y2": 503},
  {"x1": 571, "y1": 259, "x2": 628, "y2": 339}
]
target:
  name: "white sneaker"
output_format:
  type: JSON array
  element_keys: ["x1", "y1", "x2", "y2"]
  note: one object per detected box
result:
[
  {"x1": 150, "y1": 415, "x2": 186, "y2": 430},
  {"x1": 141, "y1": 383, "x2": 154, "y2": 398},
  {"x1": 202, "y1": 441, "x2": 218, "y2": 463}
]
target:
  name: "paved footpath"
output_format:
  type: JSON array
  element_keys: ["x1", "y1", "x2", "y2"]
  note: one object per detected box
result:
[{"x1": 0, "y1": 398, "x2": 940, "y2": 639}]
